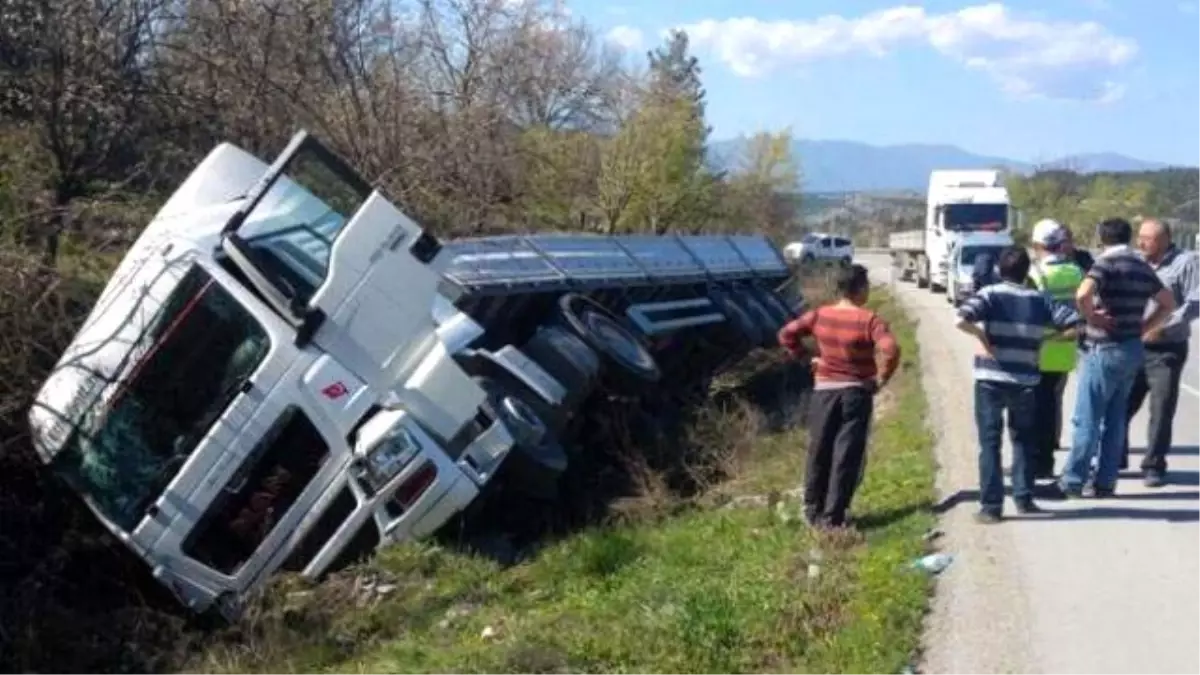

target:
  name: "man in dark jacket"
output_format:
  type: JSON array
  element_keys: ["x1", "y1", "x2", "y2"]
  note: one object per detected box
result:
[
  {"x1": 1062, "y1": 227, "x2": 1095, "y2": 272},
  {"x1": 972, "y1": 251, "x2": 999, "y2": 291}
]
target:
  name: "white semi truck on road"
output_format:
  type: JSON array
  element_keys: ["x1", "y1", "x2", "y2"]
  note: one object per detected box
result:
[
  {"x1": 888, "y1": 169, "x2": 1019, "y2": 295},
  {"x1": 27, "y1": 131, "x2": 799, "y2": 619}
]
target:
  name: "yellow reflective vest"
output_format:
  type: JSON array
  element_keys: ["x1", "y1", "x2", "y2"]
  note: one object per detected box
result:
[{"x1": 1028, "y1": 257, "x2": 1085, "y2": 373}]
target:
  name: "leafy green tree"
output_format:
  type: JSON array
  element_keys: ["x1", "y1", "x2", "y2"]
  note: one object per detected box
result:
[
  {"x1": 595, "y1": 97, "x2": 713, "y2": 234},
  {"x1": 720, "y1": 130, "x2": 801, "y2": 241},
  {"x1": 646, "y1": 30, "x2": 710, "y2": 163},
  {"x1": 516, "y1": 127, "x2": 601, "y2": 229}
]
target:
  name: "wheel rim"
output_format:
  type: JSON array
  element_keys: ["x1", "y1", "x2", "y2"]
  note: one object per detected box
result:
[
  {"x1": 583, "y1": 310, "x2": 655, "y2": 372},
  {"x1": 500, "y1": 395, "x2": 547, "y2": 440}
]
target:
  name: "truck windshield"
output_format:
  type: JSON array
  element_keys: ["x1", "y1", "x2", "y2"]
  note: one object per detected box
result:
[
  {"x1": 943, "y1": 203, "x2": 1008, "y2": 232},
  {"x1": 49, "y1": 266, "x2": 270, "y2": 532},
  {"x1": 236, "y1": 143, "x2": 372, "y2": 307}
]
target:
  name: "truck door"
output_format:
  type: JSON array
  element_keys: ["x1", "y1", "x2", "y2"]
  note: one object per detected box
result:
[{"x1": 218, "y1": 131, "x2": 485, "y2": 433}]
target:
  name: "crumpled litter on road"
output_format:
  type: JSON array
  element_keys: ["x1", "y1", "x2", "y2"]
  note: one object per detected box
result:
[{"x1": 911, "y1": 553, "x2": 954, "y2": 574}]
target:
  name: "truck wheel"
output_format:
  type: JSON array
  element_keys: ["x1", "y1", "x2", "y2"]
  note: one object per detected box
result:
[
  {"x1": 475, "y1": 375, "x2": 566, "y2": 501},
  {"x1": 520, "y1": 326, "x2": 601, "y2": 397},
  {"x1": 930, "y1": 282, "x2": 945, "y2": 294},
  {"x1": 708, "y1": 287, "x2": 765, "y2": 348},
  {"x1": 557, "y1": 294, "x2": 661, "y2": 386},
  {"x1": 739, "y1": 290, "x2": 784, "y2": 347},
  {"x1": 754, "y1": 287, "x2": 795, "y2": 325}
]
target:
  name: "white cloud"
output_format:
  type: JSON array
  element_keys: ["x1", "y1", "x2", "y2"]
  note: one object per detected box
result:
[
  {"x1": 676, "y1": 3, "x2": 1138, "y2": 103},
  {"x1": 606, "y1": 25, "x2": 645, "y2": 51}
]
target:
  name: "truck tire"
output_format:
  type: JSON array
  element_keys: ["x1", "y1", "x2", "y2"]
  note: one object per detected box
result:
[
  {"x1": 739, "y1": 289, "x2": 784, "y2": 347},
  {"x1": 475, "y1": 375, "x2": 566, "y2": 501},
  {"x1": 708, "y1": 287, "x2": 766, "y2": 348},
  {"x1": 754, "y1": 287, "x2": 795, "y2": 325},
  {"x1": 520, "y1": 326, "x2": 601, "y2": 398},
  {"x1": 556, "y1": 293, "x2": 661, "y2": 388}
]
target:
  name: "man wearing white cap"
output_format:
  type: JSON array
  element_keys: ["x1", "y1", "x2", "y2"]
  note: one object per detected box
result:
[{"x1": 1027, "y1": 218, "x2": 1085, "y2": 479}]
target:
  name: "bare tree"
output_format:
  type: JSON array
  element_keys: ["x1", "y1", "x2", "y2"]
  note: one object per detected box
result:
[{"x1": 0, "y1": 0, "x2": 176, "y2": 262}]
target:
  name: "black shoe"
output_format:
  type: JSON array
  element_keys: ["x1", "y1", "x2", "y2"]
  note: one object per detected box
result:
[
  {"x1": 1144, "y1": 470, "x2": 1166, "y2": 488},
  {"x1": 803, "y1": 510, "x2": 824, "y2": 529},
  {"x1": 974, "y1": 510, "x2": 1003, "y2": 524},
  {"x1": 1037, "y1": 483, "x2": 1070, "y2": 501},
  {"x1": 1014, "y1": 499, "x2": 1043, "y2": 514}
]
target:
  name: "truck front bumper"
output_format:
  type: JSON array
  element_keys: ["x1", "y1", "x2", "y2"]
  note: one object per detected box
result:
[{"x1": 952, "y1": 282, "x2": 973, "y2": 305}]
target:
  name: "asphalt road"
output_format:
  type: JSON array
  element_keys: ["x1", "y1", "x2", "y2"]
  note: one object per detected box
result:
[{"x1": 857, "y1": 253, "x2": 1200, "y2": 675}]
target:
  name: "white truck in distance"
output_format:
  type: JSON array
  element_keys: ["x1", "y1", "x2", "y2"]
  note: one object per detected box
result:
[
  {"x1": 28, "y1": 131, "x2": 800, "y2": 619},
  {"x1": 888, "y1": 169, "x2": 1019, "y2": 293}
]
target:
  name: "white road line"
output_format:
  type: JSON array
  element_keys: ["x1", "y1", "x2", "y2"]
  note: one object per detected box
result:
[{"x1": 1181, "y1": 382, "x2": 1200, "y2": 398}]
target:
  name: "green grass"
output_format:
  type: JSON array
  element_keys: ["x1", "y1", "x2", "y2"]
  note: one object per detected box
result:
[{"x1": 193, "y1": 288, "x2": 936, "y2": 674}]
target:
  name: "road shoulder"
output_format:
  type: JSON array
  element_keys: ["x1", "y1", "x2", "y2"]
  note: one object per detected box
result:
[{"x1": 896, "y1": 282, "x2": 1041, "y2": 674}]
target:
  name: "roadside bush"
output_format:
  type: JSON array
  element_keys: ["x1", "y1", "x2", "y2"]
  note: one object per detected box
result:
[{"x1": 0, "y1": 246, "x2": 200, "y2": 673}]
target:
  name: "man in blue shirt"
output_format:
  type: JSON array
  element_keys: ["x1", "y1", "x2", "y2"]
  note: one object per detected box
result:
[{"x1": 955, "y1": 246, "x2": 1082, "y2": 523}]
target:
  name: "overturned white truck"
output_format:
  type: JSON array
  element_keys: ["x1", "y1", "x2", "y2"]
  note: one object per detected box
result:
[{"x1": 28, "y1": 131, "x2": 800, "y2": 618}]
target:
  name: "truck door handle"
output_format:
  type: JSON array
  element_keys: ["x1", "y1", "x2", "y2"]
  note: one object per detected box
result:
[{"x1": 384, "y1": 226, "x2": 406, "y2": 251}]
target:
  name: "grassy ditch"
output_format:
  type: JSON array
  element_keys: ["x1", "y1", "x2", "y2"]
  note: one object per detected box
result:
[{"x1": 193, "y1": 286, "x2": 936, "y2": 674}]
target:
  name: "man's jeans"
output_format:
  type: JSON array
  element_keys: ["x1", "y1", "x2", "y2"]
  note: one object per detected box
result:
[
  {"x1": 975, "y1": 379, "x2": 1037, "y2": 513},
  {"x1": 1061, "y1": 339, "x2": 1146, "y2": 491},
  {"x1": 1123, "y1": 343, "x2": 1189, "y2": 473}
]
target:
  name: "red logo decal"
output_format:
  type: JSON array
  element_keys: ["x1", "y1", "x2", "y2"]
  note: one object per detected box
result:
[{"x1": 321, "y1": 381, "x2": 349, "y2": 400}]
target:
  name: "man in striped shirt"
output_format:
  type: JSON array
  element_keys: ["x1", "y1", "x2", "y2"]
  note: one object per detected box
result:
[
  {"x1": 955, "y1": 247, "x2": 1081, "y2": 523},
  {"x1": 778, "y1": 264, "x2": 901, "y2": 529},
  {"x1": 1057, "y1": 218, "x2": 1177, "y2": 498}
]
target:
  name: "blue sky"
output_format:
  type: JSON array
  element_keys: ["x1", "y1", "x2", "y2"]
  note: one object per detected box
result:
[{"x1": 575, "y1": 0, "x2": 1199, "y2": 165}]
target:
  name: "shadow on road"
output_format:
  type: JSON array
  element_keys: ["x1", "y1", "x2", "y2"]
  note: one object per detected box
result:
[
  {"x1": 931, "y1": 480, "x2": 1200, "y2": 523},
  {"x1": 1127, "y1": 445, "x2": 1200, "y2": 457},
  {"x1": 1027, "y1": 507, "x2": 1199, "y2": 523},
  {"x1": 1117, "y1": 470, "x2": 1200, "y2": 486}
]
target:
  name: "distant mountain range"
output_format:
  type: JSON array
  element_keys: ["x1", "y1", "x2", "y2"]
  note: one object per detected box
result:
[{"x1": 708, "y1": 138, "x2": 1185, "y2": 193}]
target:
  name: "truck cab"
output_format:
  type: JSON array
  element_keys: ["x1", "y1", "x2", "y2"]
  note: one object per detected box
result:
[
  {"x1": 924, "y1": 170, "x2": 1020, "y2": 293},
  {"x1": 28, "y1": 133, "x2": 513, "y2": 616}
]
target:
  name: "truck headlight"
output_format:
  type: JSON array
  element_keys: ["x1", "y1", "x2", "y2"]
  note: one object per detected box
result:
[{"x1": 354, "y1": 426, "x2": 422, "y2": 491}]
